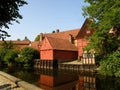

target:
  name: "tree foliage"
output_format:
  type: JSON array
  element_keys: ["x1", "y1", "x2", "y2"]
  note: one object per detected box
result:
[
  {"x1": 4, "y1": 49, "x2": 19, "y2": 63},
  {"x1": 0, "y1": 48, "x2": 8, "y2": 62},
  {"x1": 1, "y1": 41, "x2": 14, "y2": 49},
  {"x1": 99, "y1": 51, "x2": 120, "y2": 77},
  {"x1": 83, "y1": 0, "x2": 120, "y2": 77},
  {"x1": 83, "y1": 0, "x2": 120, "y2": 57},
  {"x1": 34, "y1": 35, "x2": 40, "y2": 41},
  {"x1": 23, "y1": 36, "x2": 30, "y2": 41},
  {"x1": 0, "y1": 0, "x2": 27, "y2": 40},
  {"x1": 18, "y1": 47, "x2": 39, "y2": 67}
]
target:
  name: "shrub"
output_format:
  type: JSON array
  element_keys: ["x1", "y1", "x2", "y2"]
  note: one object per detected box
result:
[
  {"x1": 18, "y1": 47, "x2": 39, "y2": 67},
  {"x1": 4, "y1": 49, "x2": 19, "y2": 66},
  {"x1": 0, "y1": 48, "x2": 8, "y2": 62},
  {"x1": 99, "y1": 51, "x2": 120, "y2": 77}
]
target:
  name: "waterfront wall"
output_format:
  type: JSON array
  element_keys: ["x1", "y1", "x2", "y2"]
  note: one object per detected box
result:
[
  {"x1": 0, "y1": 71, "x2": 43, "y2": 90},
  {"x1": 34, "y1": 57, "x2": 96, "y2": 72}
]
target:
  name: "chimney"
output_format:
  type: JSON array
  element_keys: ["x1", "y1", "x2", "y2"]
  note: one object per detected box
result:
[
  {"x1": 40, "y1": 33, "x2": 43, "y2": 42},
  {"x1": 69, "y1": 34, "x2": 74, "y2": 44},
  {"x1": 56, "y1": 29, "x2": 59, "y2": 33}
]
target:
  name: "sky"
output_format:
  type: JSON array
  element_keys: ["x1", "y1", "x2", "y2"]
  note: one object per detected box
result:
[{"x1": 5, "y1": 0, "x2": 88, "y2": 41}]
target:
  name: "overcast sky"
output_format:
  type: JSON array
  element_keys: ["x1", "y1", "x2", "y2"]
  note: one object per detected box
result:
[{"x1": 5, "y1": 0, "x2": 88, "y2": 41}]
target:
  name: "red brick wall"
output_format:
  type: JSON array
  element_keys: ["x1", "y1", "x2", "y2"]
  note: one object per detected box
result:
[
  {"x1": 40, "y1": 50, "x2": 78, "y2": 60},
  {"x1": 40, "y1": 37, "x2": 53, "y2": 60},
  {"x1": 40, "y1": 37, "x2": 78, "y2": 60},
  {"x1": 40, "y1": 50, "x2": 53, "y2": 60},
  {"x1": 77, "y1": 39, "x2": 89, "y2": 57},
  {"x1": 53, "y1": 50, "x2": 78, "y2": 60},
  {"x1": 40, "y1": 37, "x2": 52, "y2": 50}
]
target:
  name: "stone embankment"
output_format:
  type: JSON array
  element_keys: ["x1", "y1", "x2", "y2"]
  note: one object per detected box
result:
[{"x1": 0, "y1": 71, "x2": 43, "y2": 90}]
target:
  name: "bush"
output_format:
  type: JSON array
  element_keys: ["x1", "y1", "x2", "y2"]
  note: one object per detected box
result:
[
  {"x1": 4, "y1": 49, "x2": 19, "y2": 66},
  {"x1": 0, "y1": 48, "x2": 8, "y2": 62},
  {"x1": 99, "y1": 51, "x2": 120, "y2": 77},
  {"x1": 18, "y1": 47, "x2": 39, "y2": 67}
]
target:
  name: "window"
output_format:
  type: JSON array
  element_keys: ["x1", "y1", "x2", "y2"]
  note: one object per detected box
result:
[{"x1": 86, "y1": 30, "x2": 91, "y2": 34}]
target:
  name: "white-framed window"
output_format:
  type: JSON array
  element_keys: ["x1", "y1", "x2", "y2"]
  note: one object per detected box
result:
[
  {"x1": 83, "y1": 53, "x2": 93, "y2": 58},
  {"x1": 86, "y1": 30, "x2": 91, "y2": 34}
]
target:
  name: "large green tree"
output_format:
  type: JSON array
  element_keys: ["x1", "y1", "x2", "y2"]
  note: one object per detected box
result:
[
  {"x1": 83, "y1": 0, "x2": 120, "y2": 57},
  {"x1": 0, "y1": 0, "x2": 27, "y2": 40},
  {"x1": 83, "y1": 0, "x2": 120, "y2": 77}
]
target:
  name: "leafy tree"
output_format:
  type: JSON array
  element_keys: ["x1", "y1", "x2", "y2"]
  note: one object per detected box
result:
[
  {"x1": 99, "y1": 51, "x2": 120, "y2": 77},
  {"x1": 83, "y1": 0, "x2": 120, "y2": 77},
  {"x1": 0, "y1": 0, "x2": 27, "y2": 40},
  {"x1": 83, "y1": 0, "x2": 120, "y2": 58},
  {"x1": 4, "y1": 49, "x2": 19, "y2": 66},
  {"x1": 52, "y1": 30, "x2": 55, "y2": 33},
  {"x1": 23, "y1": 36, "x2": 30, "y2": 41},
  {"x1": 17, "y1": 38, "x2": 21, "y2": 41},
  {"x1": 18, "y1": 47, "x2": 39, "y2": 67},
  {"x1": 2, "y1": 41, "x2": 14, "y2": 49},
  {"x1": 34, "y1": 35, "x2": 40, "y2": 41},
  {"x1": 0, "y1": 48, "x2": 8, "y2": 62}
]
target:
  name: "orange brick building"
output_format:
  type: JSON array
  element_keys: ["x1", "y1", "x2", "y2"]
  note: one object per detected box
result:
[
  {"x1": 39, "y1": 18, "x2": 94, "y2": 61},
  {"x1": 76, "y1": 19, "x2": 94, "y2": 57},
  {"x1": 40, "y1": 29, "x2": 79, "y2": 61}
]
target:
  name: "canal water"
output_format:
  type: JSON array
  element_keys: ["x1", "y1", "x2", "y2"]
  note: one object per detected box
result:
[{"x1": 0, "y1": 67, "x2": 120, "y2": 90}]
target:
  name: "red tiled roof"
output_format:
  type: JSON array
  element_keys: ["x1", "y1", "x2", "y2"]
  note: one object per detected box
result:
[
  {"x1": 30, "y1": 41, "x2": 39, "y2": 50},
  {"x1": 44, "y1": 29, "x2": 80, "y2": 40},
  {"x1": 0, "y1": 40, "x2": 30, "y2": 45},
  {"x1": 40, "y1": 29, "x2": 80, "y2": 51},
  {"x1": 0, "y1": 40, "x2": 31, "y2": 50},
  {"x1": 46, "y1": 36, "x2": 78, "y2": 51},
  {"x1": 12, "y1": 41, "x2": 31, "y2": 45}
]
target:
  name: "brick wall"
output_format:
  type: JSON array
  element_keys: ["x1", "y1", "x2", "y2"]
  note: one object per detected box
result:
[
  {"x1": 53, "y1": 50, "x2": 78, "y2": 60},
  {"x1": 40, "y1": 50, "x2": 53, "y2": 60},
  {"x1": 77, "y1": 39, "x2": 89, "y2": 57}
]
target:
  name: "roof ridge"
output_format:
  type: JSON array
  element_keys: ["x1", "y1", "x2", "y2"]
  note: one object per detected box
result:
[
  {"x1": 45, "y1": 28, "x2": 80, "y2": 33},
  {"x1": 46, "y1": 36, "x2": 69, "y2": 41}
]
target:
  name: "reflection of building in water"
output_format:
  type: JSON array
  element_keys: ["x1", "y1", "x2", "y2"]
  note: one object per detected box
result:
[
  {"x1": 77, "y1": 75, "x2": 96, "y2": 90},
  {"x1": 83, "y1": 76, "x2": 96, "y2": 90},
  {"x1": 78, "y1": 76, "x2": 84, "y2": 90},
  {"x1": 38, "y1": 69, "x2": 96, "y2": 90},
  {"x1": 39, "y1": 72, "x2": 78, "y2": 90}
]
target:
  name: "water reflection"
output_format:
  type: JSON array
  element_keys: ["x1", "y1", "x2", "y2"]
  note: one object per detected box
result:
[
  {"x1": 0, "y1": 67, "x2": 120, "y2": 90},
  {"x1": 38, "y1": 69, "x2": 96, "y2": 90},
  {"x1": 82, "y1": 76, "x2": 96, "y2": 90},
  {"x1": 96, "y1": 75, "x2": 120, "y2": 90}
]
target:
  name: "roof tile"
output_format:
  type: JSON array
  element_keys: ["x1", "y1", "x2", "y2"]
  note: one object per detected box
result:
[
  {"x1": 47, "y1": 37, "x2": 77, "y2": 51},
  {"x1": 44, "y1": 28, "x2": 80, "y2": 40}
]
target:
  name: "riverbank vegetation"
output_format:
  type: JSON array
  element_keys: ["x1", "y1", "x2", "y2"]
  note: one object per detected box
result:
[
  {"x1": 83, "y1": 0, "x2": 120, "y2": 77},
  {"x1": 0, "y1": 41, "x2": 39, "y2": 67},
  {"x1": 99, "y1": 51, "x2": 120, "y2": 77}
]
